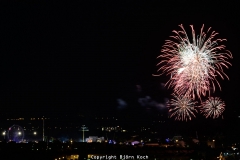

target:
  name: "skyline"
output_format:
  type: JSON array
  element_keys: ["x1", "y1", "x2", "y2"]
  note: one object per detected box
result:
[{"x1": 1, "y1": 1, "x2": 239, "y2": 120}]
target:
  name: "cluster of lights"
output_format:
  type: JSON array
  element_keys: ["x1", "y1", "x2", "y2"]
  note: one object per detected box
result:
[
  {"x1": 55, "y1": 157, "x2": 65, "y2": 160},
  {"x1": 55, "y1": 155, "x2": 78, "y2": 160},
  {"x1": 7, "y1": 118, "x2": 24, "y2": 121}
]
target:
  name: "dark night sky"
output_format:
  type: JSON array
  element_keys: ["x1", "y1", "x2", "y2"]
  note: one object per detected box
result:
[{"x1": 1, "y1": 1, "x2": 239, "y2": 119}]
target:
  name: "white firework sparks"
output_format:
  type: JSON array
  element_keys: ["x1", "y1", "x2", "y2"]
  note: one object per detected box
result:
[
  {"x1": 200, "y1": 97, "x2": 225, "y2": 118},
  {"x1": 155, "y1": 24, "x2": 232, "y2": 100},
  {"x1": 167, "y1": 94, "x2": 198, "y2": 121}
]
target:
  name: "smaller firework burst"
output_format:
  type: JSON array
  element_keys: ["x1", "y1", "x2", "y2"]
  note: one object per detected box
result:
[
  {"x1": 167, "y1": 94, "x2": 197, "y2": 121},
  {"x1": 200, "y1": 97, "x2": 225, "y2": 119}
]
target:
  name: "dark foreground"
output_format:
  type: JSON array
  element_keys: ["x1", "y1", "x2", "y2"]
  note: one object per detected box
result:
[{"x1": 0, "y1": 142, "x2": 238, "y2": 160}]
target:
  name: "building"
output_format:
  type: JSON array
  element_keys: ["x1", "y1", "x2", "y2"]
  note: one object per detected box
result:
[{"x1": 86, "y1": 136, "x2": 104, "y2": 143}]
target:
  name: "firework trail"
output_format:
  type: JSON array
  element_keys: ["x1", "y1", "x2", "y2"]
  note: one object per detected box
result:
[
  {"x1": 167, "y1": 94, "x2": 197, "y2": 121},
  {"x1": 155, "y1": 24, "x2": 232, "y2": 100},
  {"x1": 200, "y1": 97, "x2": 225, "y2": 118}
]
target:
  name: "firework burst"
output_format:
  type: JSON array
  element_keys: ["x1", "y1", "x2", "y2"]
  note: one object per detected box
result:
[
  {"x1": 155, "y1": 24, "x2": 232, "y2": 100},
  {"x1": 167, "y1": 94, "x2": 198, "y2": 121},
  {"x1": 200, "y1": 97, "x2": 225, "y2": 118}
]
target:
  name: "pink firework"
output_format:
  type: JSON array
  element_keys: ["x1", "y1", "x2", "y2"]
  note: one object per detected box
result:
[
  {"x1": 155, "y1": 24, "x2": 232, "y2": 100},
  {"x1": 200, "y1": 97, "x2": 225, "y2": 119},
  {"x1": 167, "y1": 94, "x2": 197, "y2": 121}
]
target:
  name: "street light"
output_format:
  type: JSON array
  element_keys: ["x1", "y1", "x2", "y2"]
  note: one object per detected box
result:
[
  {"x1": 2, "y1": 131, "x2": 6, "y2": 140},
  {"x1": 18, "y1": 132, "x2": 21, "y2": 135},
  {"x1": 34, "y1": 131, "x2": 37, "y2": 135}
]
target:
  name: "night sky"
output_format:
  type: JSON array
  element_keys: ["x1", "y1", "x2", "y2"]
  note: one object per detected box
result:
[{"x1": 1, "y1": 1, "x2": 239, "y2": 120}]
